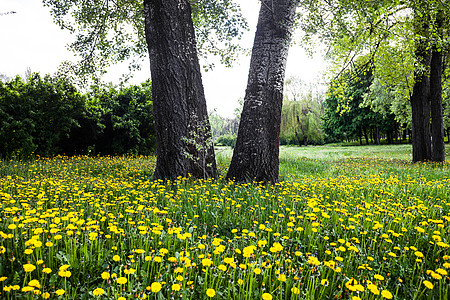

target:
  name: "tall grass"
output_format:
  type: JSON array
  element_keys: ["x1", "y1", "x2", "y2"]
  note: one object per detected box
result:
[{"x1": 0, "y1": 145, "x2": 449, "y2": 299}]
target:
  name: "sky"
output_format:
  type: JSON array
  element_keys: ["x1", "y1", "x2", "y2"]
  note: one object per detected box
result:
[{"x1": 0, "y1": 0, "x2": 327, "y2": 118}]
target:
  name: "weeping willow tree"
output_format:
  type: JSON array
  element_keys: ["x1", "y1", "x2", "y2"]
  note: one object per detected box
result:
[{"x1": 280, "y1": 78, "x2": 324, "y2": 145}]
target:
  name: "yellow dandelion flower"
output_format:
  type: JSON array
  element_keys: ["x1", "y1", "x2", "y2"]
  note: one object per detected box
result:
[
  {"x1": 93, "y1": 288, "x2": 105, "y2": 296},
  {"x1": 262, "y1": 293, "x2": 273, "y2": 300},
  {"x1": 23, "y1": 264, "x2": 36, "y2": 273},
  {"x1": 55, "y1": 289, "x2": 65, "y2": 296},
  {"x1": 206, "y1": 288, "x2": 216, "y2": 297},
  {"x1": 381, "y1": 290, "x2": 393, "y2": 299},
  {"x1": 374, "y1": 274, "x2": 385, "y2": 281},
  {"x1": 151, "y1": 282, "x2": 162, "y2": 293},
  {"x1": 117, "y1": 277, "x2": 127, "y2": 285}
]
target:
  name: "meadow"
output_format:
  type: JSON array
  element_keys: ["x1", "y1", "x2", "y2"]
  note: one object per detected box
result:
[{"x1": 0, "y1": 144, "x2": 449, "y2": 299}]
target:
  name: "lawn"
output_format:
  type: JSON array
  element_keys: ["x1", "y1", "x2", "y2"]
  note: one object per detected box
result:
[{"x1": 0, "y1": 145, "x2": 449, "y2": 299}]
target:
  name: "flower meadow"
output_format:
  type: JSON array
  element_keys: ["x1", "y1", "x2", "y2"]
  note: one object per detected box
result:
[{"x1": 0, "y1": 151, "x2": 449, "y2": 299}]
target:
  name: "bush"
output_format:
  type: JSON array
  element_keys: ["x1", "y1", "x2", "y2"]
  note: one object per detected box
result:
[{"x1": 216, "y1": 134, "x2": 236, "y2": 147}]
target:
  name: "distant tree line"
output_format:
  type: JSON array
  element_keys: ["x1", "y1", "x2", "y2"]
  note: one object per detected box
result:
[
  {"x1": 0, "y1": 73, "x2": 155, "y2": 158},
  {"x1": 322, "y1": 55, "x2": 450, "y2": 146}
]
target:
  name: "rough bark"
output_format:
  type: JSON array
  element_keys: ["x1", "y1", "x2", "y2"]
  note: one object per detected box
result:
[
  {"x1": 226, "y1": 0, "x2": 298, "y2": 183},
  {"x1": 144, "y1": 0, "x2": 217, "y2": 180},
  {"x1": 411, "y1": 6, "x2": 431, "y2": 162},
  {"x1": 430, "y1": 10, "x2": 445, "y2": 162}
]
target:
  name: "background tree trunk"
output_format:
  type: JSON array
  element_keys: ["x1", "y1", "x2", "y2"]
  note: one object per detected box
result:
[
  {"x1": 226, "y1": 0, "x2": 298, "y2": 183},
  {"x1": 430, "y1": 10, "x2": 445, "y2": 162},
  {"x1": 411, "y1": 5, "x2": 431, "y2": 162},
  {"x1": 144, "y1": 0, "x2": 217, "y2": 180}
]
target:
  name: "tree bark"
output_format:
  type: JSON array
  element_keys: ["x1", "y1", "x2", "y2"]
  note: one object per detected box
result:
[
  {"x1": 144, "y1": 0, "x2": 217, "y2": 180},
  {"x1": 410, "y1": 5, "x2": 431, "y2": 162},
  {"x1": 430, "y1": 10, "x2": 445, "y2": 162},
  {"x1": 226, "y1": 0, "x2": 298, "y2": 183}
]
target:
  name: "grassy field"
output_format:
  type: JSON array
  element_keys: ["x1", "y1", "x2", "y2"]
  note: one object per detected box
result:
[{"x1": 0, "y1": 145, "x2": 449, "y2": 299}]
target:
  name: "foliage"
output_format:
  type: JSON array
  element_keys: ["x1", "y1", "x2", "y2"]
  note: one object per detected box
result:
[
  {"x1": 0, "y1": 73, "x2": 155, "y2": 157},
  {"x1": 298, "y1": 0, "x2": 450, "y2": 146},
  {"x1": 86, "y1": 81, "x2": 155, "y2": 156},
  {"x1": 0, "y1": 74, "x2": 86, "y2": 158},
  {"x1": 280, "y1": 77, "x2": 324, "y2": 145},
  {"x1": 0, "y1": 148, "x2": 449, "y2": 299},
  {"x1": 208, "y1": 110, "x2": 239, "y2": 140},
  {"x1": 216, "y1": 134, "x2": 236, "y2": 147},
  {"x1": 323, "y1": 59, "x2": 398, "y2": 144},
  {"x1": 43, "y1": 0, "x2": 248, "y2": 83}
]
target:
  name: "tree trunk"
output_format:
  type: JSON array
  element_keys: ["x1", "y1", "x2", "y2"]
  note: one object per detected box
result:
[
  {"x1": 363, "y1": 127, "x2": 369, "y2": 145},
  {"x1": 430, "y1": 10, "x2": 445, "y2": 162},
  {"x1": 411, "y1": 5, "x2": 431, "y2": 162},
  {"x1": 144, "y1": 0, "x2": 217, "y2": 180},
  {"x1": 226, "y1": 0, "x2": 298, "y2": 183}
]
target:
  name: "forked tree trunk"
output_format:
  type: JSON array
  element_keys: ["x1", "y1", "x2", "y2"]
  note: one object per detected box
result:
[
  {"x1": 144, "y1": 0, "x2": 217, "y2": 180},
  {"x1": 226, "y1": 0, "x2": 298, "y2": 183},
  {"x1": 430, "y1": 10, "x2": 445, "y2": 162},
  {"x1": 411, "y1": 5, "x2": 431, "y2": 162}
]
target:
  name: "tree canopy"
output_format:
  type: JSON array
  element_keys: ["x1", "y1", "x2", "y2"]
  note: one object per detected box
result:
[{"x1": 43, "y1": 0, "x2": 248, "y2": 83}]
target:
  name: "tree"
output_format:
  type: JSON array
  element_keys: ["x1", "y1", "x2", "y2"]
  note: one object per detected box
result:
[
  {"x1": 299, "y1": 0, "x2": 449, "y2": 162},
  {"x1": 430, "y1": 9, "x2": 445, "y2": 162},
  {"x1": 43, "y1": 0, "x2": 247, "y2": 179},
  {"x1": 0, "y1": 74, "x2": 86, "y2": 157},
  {"x1": 410, "y1": 3, "x2": 432, "y2": 161},
  {"x1": 280, "y1": 77, "x2": 324, "y2": 146},
  {"x1": 227, "y1": 0, "x2": 299, "y2": 183},
  {"x1": 323, "y1": 59, "x2": 398, "y2": 145},
  {"x1": 144, "y1": 0, "x2": 216, "y2": 179}
]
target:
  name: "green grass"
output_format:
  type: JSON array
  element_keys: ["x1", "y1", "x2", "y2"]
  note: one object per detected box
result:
[{"x1": 0, "y1": 145, "x2": 449, "y2": 299}]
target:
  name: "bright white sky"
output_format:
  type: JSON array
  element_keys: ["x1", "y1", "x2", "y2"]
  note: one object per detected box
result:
[{"x1": 0, "y1": 0, "x2": 327, "y2": 118}]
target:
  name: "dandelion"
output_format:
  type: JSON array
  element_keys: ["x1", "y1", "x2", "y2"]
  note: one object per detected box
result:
[
  {"x1": 55, "y1": 289, "x2": 65, "y2": 296},
  {"x1": 202, "y1": 258, "x2": 213, "y2": 267},
  {"x1": 206, "y1": 288, "x2": 216, "y2": 297},
  {"x1": 29, "y1": 279, "x2": 40, "y2": 288},
  {"x1": 321, "y1": 279, "x2": 329, "y2": 286},
  {"x1": 367, "y1": 283, "x2": 380, "y2": 295},
  {"x1": 23, "y1": 264, "x2": 36, "y2": 273},
  {"x1": 262, "y1": 293, "x2": 273, "y2": 300},
  {"x1": 101, "y1": 272, "x2": 110, "y2": 280},
  {"x1": 435, "y1": 268, "x2": 447, "y2": 276},
  {"x1": 172, "y1": 284, "x2": 181, "y2": 291},
  {"x1": 117, "y1": 277, "x2": 127, "y2": 285},
  {"x1": 93, "y1": 288, "x2": 105, "y2": 296},
  {"x1": 374, "y1": 274, "x2": 385, "y2": 281},
  {"x1": 151, "y1": 282, "x2": 162, "y2": 293},
  {"x1": 254, "y1": 268, "x2": 262, "y2": 275},
  {"x1": 291, "y1": 287, "x2": 300, "y2": 294},
  {"x1": 22, "y1": 286, "x2": 34, "y2": 292},
  {"x1": 381, "y1": 290, "x2": 393, "y2": 299}
]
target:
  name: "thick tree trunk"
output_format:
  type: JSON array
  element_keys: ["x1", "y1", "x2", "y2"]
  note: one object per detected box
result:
[
  {"x1": 363, "y1": 127, "x2": 369, "y2": 145},
  {"x1": 226, "y1": 0, "x2": 298, "y2": 183},
  {"x1": 430, "y1": 10, "x2": 445, "y2": 162},
  {"x1": 144, "y1": 0, "x2": 217, "y2": 180},
  {"x1": 411, "y1": 5, "x2": 431, "y2": 162}
]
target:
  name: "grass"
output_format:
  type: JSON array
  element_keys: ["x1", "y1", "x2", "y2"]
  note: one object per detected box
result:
[{"x1": 0, "y1": 145, "x2": 449, "y2": 299}]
